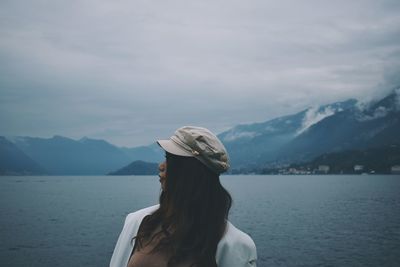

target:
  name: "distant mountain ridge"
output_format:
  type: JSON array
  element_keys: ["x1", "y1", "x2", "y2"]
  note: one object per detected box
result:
[
  {"x1": 4, "y1": 136, "x2": 160, "y2": 175},
  {"x1": 274, "y1": 89, "x2": 400, "y2": 165},
  {"x1": 221, "y1": 88, "x2": 400, "y2": 170},
  {"x1": 119, "y1": 143, "x2": 164, "y2": 163},
  {"x1": 218, "y1": 99, "x2": 358, "y2": 169},
  {"x1": 108, "y1": 160, "x2": 159, "y2": 175},
  {"x1": 1, "y1": 88, "x2": 399, "y2": 175},
  {"x1": 0, "y1": 137, "x2": 46, "y2": 175}
]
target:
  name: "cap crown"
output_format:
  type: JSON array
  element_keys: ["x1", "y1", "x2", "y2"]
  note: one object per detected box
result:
[{"x1": 172, "y1": 126, "x2": 230, "y2": 174}]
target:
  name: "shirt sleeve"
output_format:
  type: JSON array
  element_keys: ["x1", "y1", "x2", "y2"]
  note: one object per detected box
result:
[
  {"x1": 109, "y1": 214, "x2": 135, "y2": 267},
  {"x1": 246, "y1": 236, "x2": 257, "y2": 267},
  {"x1": 216, "y1": 222, "x2": 257, "y2": 267},
  {"x1": 109, "y1": 205, "x2": 160, "y2": 267}
]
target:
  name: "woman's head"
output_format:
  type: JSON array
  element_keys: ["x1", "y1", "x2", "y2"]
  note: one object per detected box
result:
[
  {"x1": 157, "y1": 126, "x2": 230, "y2": 175},
  {"x1": 136, "y1": 126, "x2": 232, "y2": 266},
  {"x1": 157, "y1": 126, "x2": 232, "y2": 234}
]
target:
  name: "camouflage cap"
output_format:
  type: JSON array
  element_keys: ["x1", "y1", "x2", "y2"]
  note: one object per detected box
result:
[{"x1": 157, "y1": 126, "x2": 230, "y2": 174}]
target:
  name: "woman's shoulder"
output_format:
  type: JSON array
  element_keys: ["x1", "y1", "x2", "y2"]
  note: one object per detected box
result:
[
  {"x1": 224, "y1": 221, "x2": 256, "y2": 247},
  {"x1": 110, "y1": 205, "x2": 160, "y2": 267},
  {"x1": 216, "y1": 221, "x2": 257, "y2": 267},
  {"x1": 124, "y1": 204, "x2": 160, "y2": 224}
]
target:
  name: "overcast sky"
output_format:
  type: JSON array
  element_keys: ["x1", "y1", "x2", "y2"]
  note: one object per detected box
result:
[{"x1": 1, "y1": 0, "x2": 400, "y2": 147}]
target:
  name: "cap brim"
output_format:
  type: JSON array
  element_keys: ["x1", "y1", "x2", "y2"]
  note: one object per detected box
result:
[{"x1": 157, "y1": 139, "x2": 194, "y2": 157}]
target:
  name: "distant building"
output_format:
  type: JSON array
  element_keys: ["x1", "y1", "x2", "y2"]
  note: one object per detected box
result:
[
  {"x1": 354, "y1": 165, "x2": 364, "y2": 172},
  {"x1": 316, "y1": 165, "x2": 330, "y2": 174},
  {"x1": 391, "y1": 165, "x2": 400, "y2": 175}
]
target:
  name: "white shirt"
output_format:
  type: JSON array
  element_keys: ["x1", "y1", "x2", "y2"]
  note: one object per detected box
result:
[{"x1": 110, "y1": 205, "x2": 257, "y2": 267}]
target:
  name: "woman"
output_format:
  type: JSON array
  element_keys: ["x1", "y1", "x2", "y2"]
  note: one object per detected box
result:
[{"x1": 110, "y1": 126, "x2": 257, "y2": 267}]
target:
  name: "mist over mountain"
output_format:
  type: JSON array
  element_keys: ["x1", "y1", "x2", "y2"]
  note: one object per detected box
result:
[
  {"x1": 218, "y1": 99, "x2": 358, "y2": 169},
  {"x1": 216, "y1": 88, "x2": 400, "y2": 170},
  {"x1": 275, "y1": 89, "x2": 400, "y2": 165}
]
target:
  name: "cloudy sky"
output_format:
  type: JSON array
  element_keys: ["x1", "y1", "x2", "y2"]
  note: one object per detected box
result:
[{"x1": 1, "y1": 0, "x2": 399, "y2": 147}]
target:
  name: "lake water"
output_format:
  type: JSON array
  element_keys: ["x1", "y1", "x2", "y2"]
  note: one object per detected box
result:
[{"x1": 0, "y1": 175, "x2": 399, "y2": 267}]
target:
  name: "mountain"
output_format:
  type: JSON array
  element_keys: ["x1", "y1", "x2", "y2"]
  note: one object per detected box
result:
[
  {"x1": 218, "y1": 99, "x2": 357, "y2": 169},
  {"x1": 3, "y1": 88, "x2": 398, "y2": 175},
  {"x1": 218, "y1": 89, "x2": 400, "y2": 171},
  {"x1": 108, "y1": 160, "x2": 159, "y2": 175},
  {"x1": 276, "y1": 89, "x2": 400, "y2": 164},
  {"x1": 5, "y1": 135, "x2": 165, "y2": 175},
  {"x1": 120, "y1": 143, "x2": 164, "y2": 163},
  {"x1": 9, "y1": 136, "x2": 132, "y2": 175},
  {"x1": 0, "y1": 137, "x2": 46, "y2": 175}
]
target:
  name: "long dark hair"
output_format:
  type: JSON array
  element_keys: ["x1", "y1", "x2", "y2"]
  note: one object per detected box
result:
[{"x1": 135, "y1": 152, "x2": 232, "y2": 266}]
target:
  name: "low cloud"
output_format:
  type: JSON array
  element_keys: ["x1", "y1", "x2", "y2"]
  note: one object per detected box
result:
[
  {"x1": 297, "y1": 107, "x2": 337, "y2": 135},
  {"x1": 221, "y1": 130, "x2": 260, "y2": 142},
  {"x1": 357, "y1": 106, "x2": 390, "y2": 121}
]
